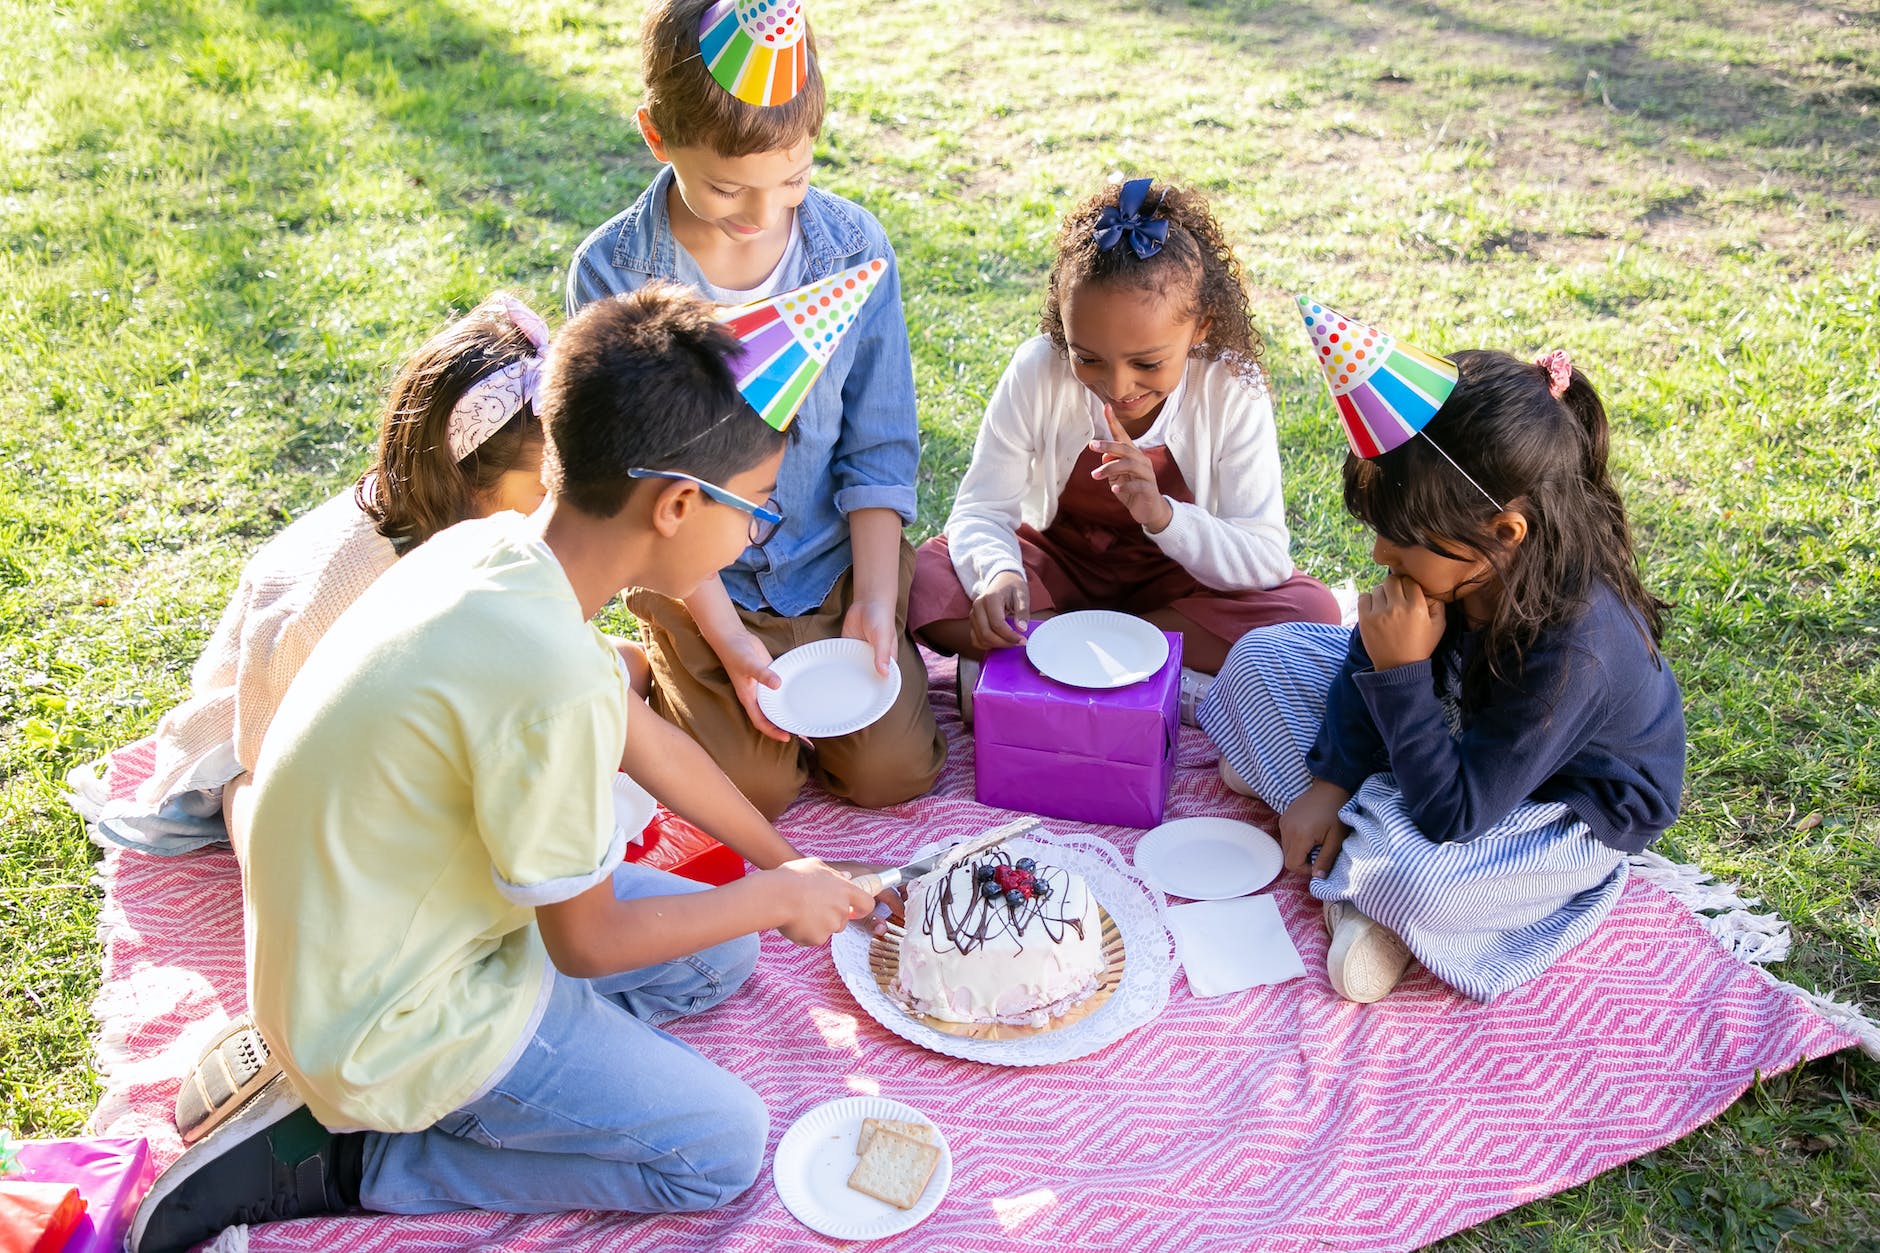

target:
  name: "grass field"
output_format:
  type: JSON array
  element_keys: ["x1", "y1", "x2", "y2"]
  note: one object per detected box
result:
[{"x1": 3, "y1": 0, "x2": 1877, "y2": 1246}]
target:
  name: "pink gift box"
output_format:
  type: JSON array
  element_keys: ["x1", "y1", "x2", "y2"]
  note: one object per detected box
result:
[
  {"x1": 11, "y1": 1137, "x2": 153, "y2": 1253},
  {"x1": 973, "y1": 631, "x2": 1182, "y2": 828}
]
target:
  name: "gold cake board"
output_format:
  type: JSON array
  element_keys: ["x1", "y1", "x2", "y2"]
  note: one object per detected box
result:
[{"x1": 867, "y1": 908, "x2": 1125, "y2": 1041}]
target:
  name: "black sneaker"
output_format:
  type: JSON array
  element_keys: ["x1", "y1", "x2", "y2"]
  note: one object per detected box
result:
[{"x1": 132, "y1": 1073, "x2": 352, "y2": 1253}]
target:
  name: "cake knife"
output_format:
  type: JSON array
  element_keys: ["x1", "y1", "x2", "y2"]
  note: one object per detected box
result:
[{"x1": 848, "y1": 816, "x2": 1043, "y2": 896}]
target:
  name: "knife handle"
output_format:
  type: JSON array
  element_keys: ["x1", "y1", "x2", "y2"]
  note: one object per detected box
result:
[{"x1": 850, "y1": 870, "x2": 898, "y2": 897}]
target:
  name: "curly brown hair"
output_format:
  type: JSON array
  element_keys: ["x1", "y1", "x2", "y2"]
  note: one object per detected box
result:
[
  {"x1": 355, "y1": 294, "x2": 545, "y2": 548},
  {"x1": 1041, "y1": 179, "x2": 1263, "y2": 374}
]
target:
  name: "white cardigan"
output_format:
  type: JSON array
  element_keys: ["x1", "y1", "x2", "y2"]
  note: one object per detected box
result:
[{"x1": 945, "y1": 336, "x2": 1295, "y2": 601}]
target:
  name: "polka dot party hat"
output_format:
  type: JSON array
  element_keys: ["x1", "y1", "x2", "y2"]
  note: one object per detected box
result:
[
  {"x1": 1296, "y1": 295, "x2": 1459, "y2": 458},
  {"x1": 698, "y1": 0, "x2": 811, "y2": 107},
  {"x1": 1296, "y1": 295, "x2": 1503, "y2": 508},
  {"x1": 718, "y1": 258, "x2": 887, "y2": 431}
]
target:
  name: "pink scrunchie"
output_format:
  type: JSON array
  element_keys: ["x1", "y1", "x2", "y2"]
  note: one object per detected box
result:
[{"x1": 1536, "y1": 349, "x2": 1573, "y2": 399}]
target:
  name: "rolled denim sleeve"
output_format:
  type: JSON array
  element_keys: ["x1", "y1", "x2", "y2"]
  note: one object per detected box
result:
[
  {"x1": 829, "y1": 244, "x2": 920, "y2": 523},
  {"x1": 566, "y1": 216, "x2": 634, "y2": 315}
]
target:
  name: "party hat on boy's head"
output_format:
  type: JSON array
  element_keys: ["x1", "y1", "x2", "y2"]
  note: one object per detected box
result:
[
  {"x1": 1296, "y1": 295, "x2": 1501, "y2": 508},
  {"x1": 698, "y1": 0, "x2": 812, "y2": 107},
  {"x1": 717, "y1": 258, "x2": 886, "y2": 431}
]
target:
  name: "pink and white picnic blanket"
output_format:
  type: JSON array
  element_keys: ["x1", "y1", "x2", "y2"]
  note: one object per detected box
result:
[{"x1": 89, "y1": 658, "x2": 1860, "y2": 1252}]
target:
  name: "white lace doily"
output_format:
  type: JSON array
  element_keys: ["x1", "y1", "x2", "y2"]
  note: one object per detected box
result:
[{"x1": 831, "y1": 829, "x2": 1175, "y2": 1066}]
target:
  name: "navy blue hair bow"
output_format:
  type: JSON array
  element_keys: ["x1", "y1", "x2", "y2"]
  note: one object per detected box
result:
[{"x1": 1092, "y1": 178, "x2": 1170, "y2": 259}]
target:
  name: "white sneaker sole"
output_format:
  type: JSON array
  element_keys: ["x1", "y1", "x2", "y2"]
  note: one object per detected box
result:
[
  {"x1": 1326, "y1": 910, "x2": 1413, "y2": 1003},
  {"x1": 131, "y1": 1074, "x2": 306, "y2": 1253}
]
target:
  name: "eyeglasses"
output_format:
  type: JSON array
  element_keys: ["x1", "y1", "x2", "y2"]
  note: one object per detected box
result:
[{"x1": 627, "y1": 468, "x2": 785, "y2": 547}]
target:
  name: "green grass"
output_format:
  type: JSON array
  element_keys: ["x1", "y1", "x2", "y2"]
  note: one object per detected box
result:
[{"x1": 3, "y1": 0, "x2": 1877, "y2": 1245}]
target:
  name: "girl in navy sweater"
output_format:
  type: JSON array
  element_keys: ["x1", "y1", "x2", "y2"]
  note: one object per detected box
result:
[{"x1": 1199, "y1": 335, "x2": 1685, "y2": 1004}]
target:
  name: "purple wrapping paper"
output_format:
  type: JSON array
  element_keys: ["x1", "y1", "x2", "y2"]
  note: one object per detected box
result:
[
  {"x1": 974, "y1": 630, "x2": 1182, "y2": 828},
  {"x1": 12, "y1": 1137, "x2": 153, "y2": 1253}
]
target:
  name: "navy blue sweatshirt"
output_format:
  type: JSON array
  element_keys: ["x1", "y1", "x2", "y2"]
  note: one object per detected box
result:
[{"x1": 1304, "y1": 583, "x2": 1685, "y2": 853}]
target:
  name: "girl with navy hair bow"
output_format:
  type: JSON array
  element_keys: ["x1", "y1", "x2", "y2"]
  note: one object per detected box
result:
[{"x1": 910, "y1": 176, "x2": 1341, "y2": 723}]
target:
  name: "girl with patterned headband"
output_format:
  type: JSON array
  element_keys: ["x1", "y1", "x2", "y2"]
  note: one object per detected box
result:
[{"x1": 71, "y1": 293, "x2": 557, "y2": 1145}]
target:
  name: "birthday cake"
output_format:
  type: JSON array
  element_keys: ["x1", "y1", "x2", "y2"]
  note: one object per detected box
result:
[{"x1": 892, "y1": 851, "x2": 1106, "y2": 1027}]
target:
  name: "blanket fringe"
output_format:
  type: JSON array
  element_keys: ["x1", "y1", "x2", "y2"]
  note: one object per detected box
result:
[
  {"x1": 203, "y1": 1225, "x2": 250, "y2": 1252},
  {"x1": 1629, "y1": 850, "x2": 1880, "y2": 1060}
]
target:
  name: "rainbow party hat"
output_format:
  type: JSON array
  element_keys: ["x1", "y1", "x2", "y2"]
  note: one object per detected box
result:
[
  {"x1": 1297, "y1": 295, "x2": 1502, "y2": 508},
  {"x1": 698, "y1": 0, "x2": 812, "y2": 107},
  {"x1": 718, "y1": 258, "x2": 886, "y2": 431}
]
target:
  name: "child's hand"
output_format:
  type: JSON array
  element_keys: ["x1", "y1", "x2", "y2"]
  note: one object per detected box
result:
[
  {"x1": 1090, "y1": 405, "x2": 1174, "y2": 533},
  {"x1": 1357, "y1": 573, "x2": 1446, "y2": 670},
  {"x1": 968, "y1": 571, "x2": 1031, "y2": 652},
  {"x1": 763, "y1": 858, "x2": 881, "y2": 947},
  {"x1": 841, "y1": 597, "x2": 899, "y2": 679},
  {"x1": 1279, "y1": 778, "x2": 1353, "y2": 879},
  {"x1": 823, "y1": 858, "x2": 903, "y2": 934},
  {"x1": 721, "y1": 629, "x2": 793, "y2": 743}
]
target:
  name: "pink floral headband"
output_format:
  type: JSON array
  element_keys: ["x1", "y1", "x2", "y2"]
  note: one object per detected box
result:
[
  {"x1": 1536, "y1": 349, "x2": 1573, "y2": 400},
  {"x1": 447, "y1": 295, "x2": 551, "y2": 461}
]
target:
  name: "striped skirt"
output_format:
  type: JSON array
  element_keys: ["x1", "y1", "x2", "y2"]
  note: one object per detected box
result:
[{"x1": 1197, "y1": 623, "x2": 1628, "y2": 1002}]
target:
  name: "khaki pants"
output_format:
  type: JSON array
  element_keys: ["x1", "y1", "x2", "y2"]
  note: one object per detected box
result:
[{"x1": 627, "y1": 542, "x2": 946, "y2": 822}]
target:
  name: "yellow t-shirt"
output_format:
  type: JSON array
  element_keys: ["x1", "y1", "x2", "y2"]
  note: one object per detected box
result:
[{"x1": 244, "y1": 513, "x2": 639, "y2": 1132}]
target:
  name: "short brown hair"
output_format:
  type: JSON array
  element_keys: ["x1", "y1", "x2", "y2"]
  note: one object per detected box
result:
[
  {"x1": 641, "y1": 0, "x2": 825, "y2": 156},
  {"x1": 356, "y1": 295, "x2": 545, "y2": 548},
  {"x1": 540, "y1": 283, "x2": 784, "y2": 519}
]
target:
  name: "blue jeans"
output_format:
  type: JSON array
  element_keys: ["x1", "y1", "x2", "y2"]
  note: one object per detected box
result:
[{"x1": 358, "y1": 862, "x2": 764, "y2": 1215}]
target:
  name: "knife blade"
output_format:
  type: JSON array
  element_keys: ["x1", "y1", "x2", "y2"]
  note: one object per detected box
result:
[{"x1": 849, "y1": 816, "x2": 1042, "y2": 897}]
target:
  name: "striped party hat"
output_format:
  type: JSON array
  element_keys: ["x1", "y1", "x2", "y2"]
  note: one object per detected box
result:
[
  {"x1": 1297, "y1": 295, "x2": 1502, "y2": 508},
  {"x1": 698, "y1": 0, "x2": 812, "y2": 107},
  {"x1": 1297, "y1": 295, "x2": 1458, "y2": 458},
  {"x1": 718, "y1": 258, "x2": 886, "y2": 431}
]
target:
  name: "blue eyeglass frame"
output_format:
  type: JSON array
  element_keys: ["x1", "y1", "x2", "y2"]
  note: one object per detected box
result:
[{"x1": 626, "y1": 467, "x2": 785, "y2": 544}]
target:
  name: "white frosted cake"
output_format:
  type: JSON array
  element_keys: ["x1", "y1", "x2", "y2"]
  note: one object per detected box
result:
[{"x1": 892, "y1": 851, "x2": 1105, "y2": 1027}]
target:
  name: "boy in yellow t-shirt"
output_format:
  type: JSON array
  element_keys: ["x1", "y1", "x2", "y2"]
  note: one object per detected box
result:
[{"x1": 131, "y1": 285, "x2": 879, "y2": 1253}]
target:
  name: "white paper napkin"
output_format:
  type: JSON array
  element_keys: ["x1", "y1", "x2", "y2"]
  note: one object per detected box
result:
[{"x1": 1166, "y1": 895, "x2": 1306, "y2": 997}]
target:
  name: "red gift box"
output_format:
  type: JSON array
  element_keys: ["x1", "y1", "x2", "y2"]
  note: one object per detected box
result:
[{"x1": 626, "y1": 808, "x2": 747, "y2": 886}]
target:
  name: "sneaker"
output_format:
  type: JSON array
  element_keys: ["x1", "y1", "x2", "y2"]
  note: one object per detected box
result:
[
  {"x1": 957, "y1": 656, "x2": 981, "y2": 729},
  {"x1": 175, "y1": 1015, "x2": 281, "y2": 1145},
  {"x1": 1178, "y1": 667, "x2": 1213, "y2": 728},
  {"x1": 132, "y1": 1073, "x2": 354, "y2": 1253},
  {"x1": 1323, "y1": 901, "x2": 1414, "y2": 1003}
]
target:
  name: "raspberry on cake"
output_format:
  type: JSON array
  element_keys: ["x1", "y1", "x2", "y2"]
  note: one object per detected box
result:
[{"x1": 892, "y1": 851, "x2": 1106, "y2": 1027}]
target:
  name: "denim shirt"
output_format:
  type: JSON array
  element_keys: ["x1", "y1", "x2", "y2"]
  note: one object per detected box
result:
[{"x1": 567, "y1": 166, "x2": 921, "y2": 616}]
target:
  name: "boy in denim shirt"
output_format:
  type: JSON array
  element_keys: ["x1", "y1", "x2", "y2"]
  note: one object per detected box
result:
[{"x1": 569, "y1": 0, "x2": 944, "y2": 821}]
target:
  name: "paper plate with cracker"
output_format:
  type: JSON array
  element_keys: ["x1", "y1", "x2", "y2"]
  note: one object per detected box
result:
[
  {"x1": 772, "y1": 1095, "x2": 951, "y2": 1239},
  {"x1": 831, "y1": 829, "x2": 1175, "y2": 1066}
]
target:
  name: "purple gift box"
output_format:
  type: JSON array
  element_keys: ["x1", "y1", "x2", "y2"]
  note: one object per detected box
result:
[
  {"x1": 13, "y1": 1137, "x2": 153, "y2": 1253},
  {"x1": 973, "y1": 630, "x2": 1182, "y2": 828}
]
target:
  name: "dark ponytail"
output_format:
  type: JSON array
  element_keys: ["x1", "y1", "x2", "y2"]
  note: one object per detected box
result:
[{"x1": 1343, "y1": 350, "x2": 1667, "y2": 707}]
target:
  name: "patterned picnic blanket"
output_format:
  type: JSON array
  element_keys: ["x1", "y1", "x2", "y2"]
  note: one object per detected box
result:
[{"x1": 90, "y1": 658, "x2": 1857, "y2": 1252}]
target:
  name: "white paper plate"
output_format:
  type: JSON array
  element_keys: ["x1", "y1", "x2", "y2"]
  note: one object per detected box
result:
[
  {"x1": 757, "y1": 638, "x2": 902, "y2": 737},
  {"x1": 772, "y1": 1095, "x2": 951, "y2": 1240},
  {"x1": 832, "y1": 831, "x2": 1175, "y2": 1066},
  {"x1": 1025, "y1": 610, "x2": 1170, "y2": 689},
  {"x1": 1133, "y1": 816, "x2": 1284, "y2": 900}
]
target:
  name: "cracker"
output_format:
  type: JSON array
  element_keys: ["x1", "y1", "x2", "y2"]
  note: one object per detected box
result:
[
  {"x1": 846, "y1": 1127, "x2": 941, "y2": 1210},
  {"x1": 856, "y1": 1116, "x2": 936, "y2": 1156}
]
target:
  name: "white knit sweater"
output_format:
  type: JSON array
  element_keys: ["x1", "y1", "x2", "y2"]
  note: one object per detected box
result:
[
  {"x1": 944, "y1": 336, "x2": 1296, "y2": 601},
  {"x1": 139, "y1": 491, "x2": 398, "y2": 807}
]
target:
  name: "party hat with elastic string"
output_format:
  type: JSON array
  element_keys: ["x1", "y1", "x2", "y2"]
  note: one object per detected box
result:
[
  {"x1": 1296, "y1": 295, "x2": 1501, "y2": 508},
  {"x1": 698, "y1": 0, "x2": 812, "y2": 107},
  {"x1": 718, "y1": 258, "x2": 886, "y2": 431}
]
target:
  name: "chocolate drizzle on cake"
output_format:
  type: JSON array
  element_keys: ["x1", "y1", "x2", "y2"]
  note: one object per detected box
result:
[{"x1": 922, "y1": 850, "x2": 1088, "y2": 955}]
